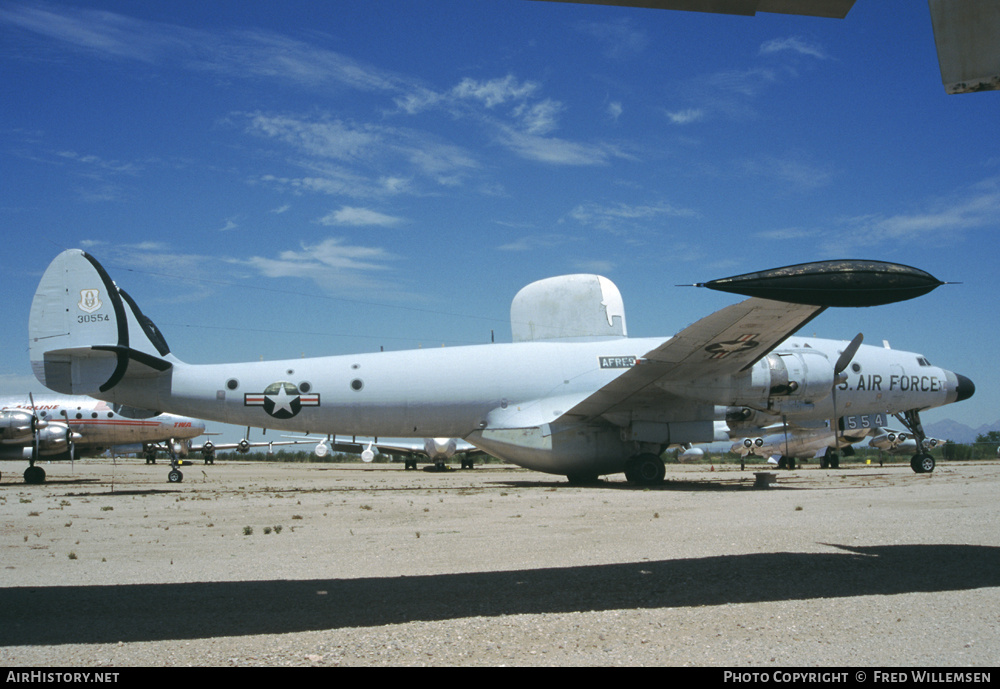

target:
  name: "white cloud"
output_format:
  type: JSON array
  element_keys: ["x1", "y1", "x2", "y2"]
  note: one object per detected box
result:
[
  {"x1": 245, "y1": 237, "x2": 393, "y2": 276},
  {"x1": 836, "y1": 177, "x2": 1000, "y2": 248},
  {"x1": 451, "y1": 75, "x2": 539, "y2": 108},
  {"x1": 570, "y1": 201, "x2": 698, "y2": 226},
  {"x1": 498, "y1": 127, "x2": 633, "y2": 166},
  {"x1": 760, "y1": 37, "x2": 830, "y2": 60},
  {"x1": 497, "y1": 233, "x2": 581, "y2": 252},
  {"x1": 665, "y1": 109, "x2": 704, "y2": 125},
  {"x1": 246, "y1": 114, "x2": 479, "y2": 193},
  {"x1": 512, "y1": 98, "x2": 564, "y2": 136},
  {"x1": 318, "y1": 206, "x2": 404, "y2": 227}
]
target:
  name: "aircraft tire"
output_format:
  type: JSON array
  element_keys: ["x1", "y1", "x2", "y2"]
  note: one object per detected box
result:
[
  {"x1": 24, "y1": 466, "x2": 46, "y2": 484},
  {"x1": 625, "y1": 453, "x2": 665, "y2": 486},
  {"x1": 168, "y1": 469, "x2": 184, "y2": 483},
  {"x1": 911, "y1": 454, "x2": 935, "y2": 474}
]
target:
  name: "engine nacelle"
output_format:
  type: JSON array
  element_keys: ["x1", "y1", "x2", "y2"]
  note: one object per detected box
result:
[
  {"x1": 732, "y1": 437, "x2": 764, "y2": 456},
  {"x1": 764, "y1": 351, "x2": 836, "y2": 412},
  {"x1": 871, "y1": 431, "x2": 907, "y2": 450},
  {"x1": 236, "y1": 439, "x2": 251, "y2": 453},
  {"x1": 35, "y1": 424, "x2": 80, "y2": 455},
  {"x1": 703, "y1": 350, "x2": 836, "y2": 417},
  {"x1": 725, "y1": 406, "x2": 778, "y2": 432},
  {"x1": 1, "y1": 410, "x2": 37, "y2": 444}
]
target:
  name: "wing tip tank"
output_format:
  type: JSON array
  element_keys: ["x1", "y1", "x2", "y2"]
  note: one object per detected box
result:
[{"x1": 696, "y1": 260, "x2": 946, "y2": 307}]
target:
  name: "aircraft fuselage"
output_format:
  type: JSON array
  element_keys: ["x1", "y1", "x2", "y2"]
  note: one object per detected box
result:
[{"x1": 89, "y1": 336, "x2": 962, "y2": 474}]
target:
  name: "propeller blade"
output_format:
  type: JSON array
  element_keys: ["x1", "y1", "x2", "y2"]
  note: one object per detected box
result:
[
  {"x1": 835, "y1": 333, "x2": 864, "y2": 375},
  {"x1": 29, "y1": 392, "x2": 40, "y2": 463}
]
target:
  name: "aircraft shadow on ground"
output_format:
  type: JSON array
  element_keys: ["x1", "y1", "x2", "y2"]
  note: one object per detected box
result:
[
  {"x1": 496, "y1": 478, "x2": 770, "y2": 491},
  {"x1": 2, "y1": 543, "x2": 999, "y2": 646}
]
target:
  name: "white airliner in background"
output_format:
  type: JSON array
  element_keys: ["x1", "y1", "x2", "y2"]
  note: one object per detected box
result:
[
  {"x1": 0, "y1": 394, "x2": 204, "y2": 484},
  {"x1": 27, "y1": 250, "x2": 974, "y2": 485},
  {"x1": 309, "y1": 435, "x2": 487, "y2": 470}
]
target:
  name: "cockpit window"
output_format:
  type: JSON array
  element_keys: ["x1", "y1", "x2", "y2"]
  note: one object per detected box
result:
[{"x1": 917, "y1": 357, "x2": 932, "y2": 367}]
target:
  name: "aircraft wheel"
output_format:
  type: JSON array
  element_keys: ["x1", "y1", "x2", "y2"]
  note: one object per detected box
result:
[
  {"x1": 404, "y1": 458, "x2": 417, "y2": 470},
  {"x1": 776, "y1": 456, "x2": 788, "y2": 470},
  {"x1": 168, "y1": 469, "x2": 184, "y2": 483},
  {"x1": 626, "y1": 453, "x2": 665, "y2": 486},
  {"x1": 24, "y1": 466, "x2": 46, "y2": 485},
  {"x1": 911, "y1": 454, "x2": 935, "y2": 474}
]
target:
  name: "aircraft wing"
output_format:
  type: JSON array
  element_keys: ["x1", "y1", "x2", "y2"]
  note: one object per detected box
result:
[
  {"x1": 558, "y1": 297, "x2": 825, "y2": 423},
  {"x1": 326, "y1": 438, "x2": 487, "y2": 457},
  {"x1": 528, "y1": 1, "x2": 855, "y2": 18}
]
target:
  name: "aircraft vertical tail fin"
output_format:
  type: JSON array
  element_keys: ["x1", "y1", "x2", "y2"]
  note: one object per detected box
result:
[{"x1": 29, "y1": 250, "x2": 175, "y2": 395}]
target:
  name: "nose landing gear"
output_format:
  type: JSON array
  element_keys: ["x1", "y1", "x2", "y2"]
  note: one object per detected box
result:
[{"x1": 895, "y1": 409, "x2": 936, "y2": 473}]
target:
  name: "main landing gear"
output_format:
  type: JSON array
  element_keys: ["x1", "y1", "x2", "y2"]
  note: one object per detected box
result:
[
  {"x1": 24, "y1": 464, "x2": 46, "y2": 485},
  {"x1": 623, "y1": 453, "x2": 666, "y2": 486},
  {"x1": 896, "y1": 409, "x2": 936, "y2": 474}
]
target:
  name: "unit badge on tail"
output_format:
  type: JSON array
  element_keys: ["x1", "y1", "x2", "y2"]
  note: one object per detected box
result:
[{"x1": 78, "y1": 289, "x2": 102, "y2": 313}]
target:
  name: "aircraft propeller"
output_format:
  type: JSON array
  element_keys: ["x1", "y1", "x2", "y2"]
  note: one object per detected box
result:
[{"x1": 830, "y1": 332, "x2": 864, "y2": 464}]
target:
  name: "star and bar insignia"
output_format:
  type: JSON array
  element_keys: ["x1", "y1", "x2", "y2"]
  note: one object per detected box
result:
[
  {"x1": 244, "y1": 382, "x2": 320, "y2": 419},
  {"x1": 704, "y1": 334, "x2": 760, "y2": 359}
]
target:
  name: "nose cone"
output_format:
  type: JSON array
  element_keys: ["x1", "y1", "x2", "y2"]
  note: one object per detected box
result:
[{"x1": 955, "y1": 373, "x2": 975, "y2": 402}]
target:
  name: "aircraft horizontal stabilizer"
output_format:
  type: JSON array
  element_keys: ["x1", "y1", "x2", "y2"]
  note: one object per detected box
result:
[{"x1": 690, "y1": 260, "x2": 946, "y2": 307}]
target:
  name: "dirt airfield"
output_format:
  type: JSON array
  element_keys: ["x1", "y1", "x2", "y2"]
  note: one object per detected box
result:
[{"x1": 1, "y1": 458, "x2": 999, "y2": 667}]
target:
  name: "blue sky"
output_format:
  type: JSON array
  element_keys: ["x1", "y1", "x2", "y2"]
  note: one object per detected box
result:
[{"x1": 2, "y1": 0, "x2": 997, "y2": 443}]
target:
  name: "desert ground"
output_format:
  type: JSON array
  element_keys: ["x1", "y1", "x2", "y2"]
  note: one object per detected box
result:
[{"x1": 1, "y1": 458, "x2": 998, "y2": 667}]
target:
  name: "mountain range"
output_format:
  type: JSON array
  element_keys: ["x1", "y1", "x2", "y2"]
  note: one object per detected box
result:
[{"x1": 924, "y1": 419, "x2": 1000, "y2": 444}]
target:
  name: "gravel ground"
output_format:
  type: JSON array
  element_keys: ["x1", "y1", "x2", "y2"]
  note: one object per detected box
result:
[{"x1": 1, "y1": 459, "x2": 998, "y2": 666}]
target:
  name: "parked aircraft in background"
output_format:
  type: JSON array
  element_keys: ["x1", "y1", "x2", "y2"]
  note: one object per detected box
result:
[
  {"x1": 141, "y1": 428, "x2": 312, "y2": 482},
  {"x1": 308, "y1": 435, "x2": 488, "y2": 470},
  {"x1": 731, "y1": 424, "x2": 872, "y2": 470},
  {"x1": 869, "y1": 429, "x2": 944, "y2": 455},
  {"x1": 0, "y1": 394, "x2": 204, "y2": 484},
  {"x1": 28, "y1": 251, "x2": 974, "y2": 485}
]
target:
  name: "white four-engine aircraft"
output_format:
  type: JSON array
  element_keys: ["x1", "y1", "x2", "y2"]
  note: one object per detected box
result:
[
  {"x1": 28, "y1": 250, "x2": 974, "y2": 485},
  {"x1": 308, "y1": 435, "x2": 488, "y2": 470},
  {"x1": 0, "y1": 393, "x2": 205, "y2": 483}
]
